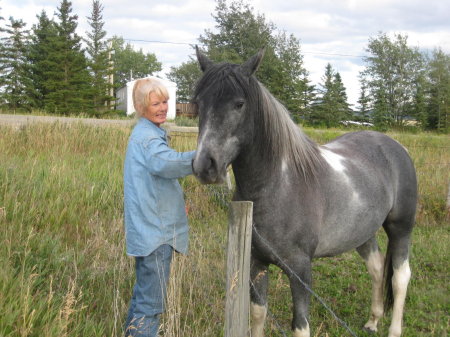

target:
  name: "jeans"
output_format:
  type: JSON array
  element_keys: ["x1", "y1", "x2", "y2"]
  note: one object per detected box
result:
[{"x1": 125, "y1": 244, "x2": 173, "y2": 337}]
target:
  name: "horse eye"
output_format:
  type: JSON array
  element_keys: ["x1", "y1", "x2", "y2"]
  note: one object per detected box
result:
[{"x1": 235, "y1": 101, "x2": 245, "y2": 109}]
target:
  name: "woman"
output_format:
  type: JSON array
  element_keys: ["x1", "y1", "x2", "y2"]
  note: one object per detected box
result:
[{"x1": 123, "y1": 78, "x2": 195, "y2": 337}]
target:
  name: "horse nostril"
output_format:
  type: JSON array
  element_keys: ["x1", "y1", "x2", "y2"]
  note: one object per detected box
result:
[
  {"x1": 193, "y1": 152, "x2": 218, "y2": 183},
  {"x1": 207, "y1": 156, "x2": 216, "y2": 172}
]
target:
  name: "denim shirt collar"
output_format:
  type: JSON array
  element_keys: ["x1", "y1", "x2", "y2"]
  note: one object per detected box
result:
[{"x1": 138, "y1": 117, "x2": 167, "y2": 138}]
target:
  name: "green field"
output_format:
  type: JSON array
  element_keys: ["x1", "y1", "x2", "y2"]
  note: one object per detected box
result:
[{"x1": 0, "y1": 122, "x2": 448, "y2": 336}]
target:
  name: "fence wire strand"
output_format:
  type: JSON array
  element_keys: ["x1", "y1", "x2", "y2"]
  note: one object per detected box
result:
[{"x1": 251, "y1": 226, "x2": 359, "y2": 337}]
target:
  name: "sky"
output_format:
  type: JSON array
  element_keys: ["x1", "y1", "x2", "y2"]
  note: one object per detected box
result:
[{"x1": 1, "y1": 0, "x2": 450, "y2": 106}]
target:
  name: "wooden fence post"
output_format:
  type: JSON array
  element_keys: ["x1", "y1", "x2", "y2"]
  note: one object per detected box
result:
[{"x1": 225, "y1": 201, "x2": 253, "y2": 337}]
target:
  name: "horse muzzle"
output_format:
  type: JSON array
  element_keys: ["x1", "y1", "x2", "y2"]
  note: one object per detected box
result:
[{"x1": 192, "y1": 152, "x2": 227, "y2": 184}]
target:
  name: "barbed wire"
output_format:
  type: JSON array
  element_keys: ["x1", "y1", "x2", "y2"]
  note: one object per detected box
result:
[{"x1": 251, "y1": 226, "x2": 359, "y2": 337}]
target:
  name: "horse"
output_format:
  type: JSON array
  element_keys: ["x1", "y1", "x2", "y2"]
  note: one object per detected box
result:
[{"x1": 192, "y1": 47, "x2": 417, "y2": 337}]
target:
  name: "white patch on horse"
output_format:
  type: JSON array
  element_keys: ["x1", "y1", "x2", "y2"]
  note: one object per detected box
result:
[
  {"x1": 251, "y1": 303, "x2": 267, "y2": 337},
  {"x1": 364, "y1": 250, "x2": 385, "y2": 332},
  {"x1": 293, "y1": 322, "x2": 310, "y2": 337},
  {"x1": 281, "y1": 159, "x2": 288, "y2": 173},
  {"x1": 320, "y1": 148, "x2": 346, "y2": 172},
  {"x1": 196, "y1": 121, "x2": 211, "y2": 155},
  {"x1": 323, "y1": 141, "x2": 342, "y2": 150},
  {"x1": 388, "y1": 259, "x2": 411, "y2": 337},
  {"x1": 352, "y1": 191, "x2": 361, "y2": 204}
]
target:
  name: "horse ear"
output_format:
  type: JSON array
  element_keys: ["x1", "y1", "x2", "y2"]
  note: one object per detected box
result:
[
  {"x1": 241, "y1": 47, "x2": 266, "y2": 77},
  {"x1": 196, "y1": 45, "x2": 213, "y2": 72}
]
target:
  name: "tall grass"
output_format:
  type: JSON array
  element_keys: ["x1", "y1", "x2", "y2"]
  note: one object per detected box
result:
[{"x1": 0, "y1": 123, "x2": 448, "y2": 336}]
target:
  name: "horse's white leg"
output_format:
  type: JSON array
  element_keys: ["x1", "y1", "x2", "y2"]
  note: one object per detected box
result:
[
  {"x1": 250, "y1": 258, "x2": 269, "y2": 337},
  {"x1": 251, "y1": 303, "x2": 267, "y2": 337},
  {"x1": 363, "y1": 249, "x2": 385, "y2": 332},
  {"x1": 388, "y1": 259, "x2": 411, "y2": 337},
  {"x1": 293, "y1": 322, "x2": 310, "y2": 337},
  {"x1": 357, "y1": 237, "x2": 385, "y2": 332}
]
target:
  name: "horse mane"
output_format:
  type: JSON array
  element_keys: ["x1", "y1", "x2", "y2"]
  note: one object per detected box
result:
[
  {"x1": 251, "y1": 79, "x2": 324, "y2": 182},
  {"x1": 194, "y1": 62, "x2": 324, "y2": 183}
]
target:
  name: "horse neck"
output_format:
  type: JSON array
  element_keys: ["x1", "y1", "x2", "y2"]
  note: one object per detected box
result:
[
  {"x1": 231, "y1": 93, "x2": 323, "y2": 198},
  {"x1": 232, "y1": 145, "x2": 269, "y2": 196},
  {"x1": 250, "y1": 83, "x2": 323, "y2": 184}
]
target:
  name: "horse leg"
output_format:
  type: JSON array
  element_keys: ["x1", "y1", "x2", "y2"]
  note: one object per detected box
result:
[
  {"x1": 282, "y1": 254, "x2": 312, "y2": 337},
  {"x1": 250, "y1": 257, "x2": 269, "y2": 337},
  {"x1": 383, "y1": 222, "x2": 413, "y2": 337},
  {"x1": 356, "y1": 236, "x2": 385, "y2": 332}
]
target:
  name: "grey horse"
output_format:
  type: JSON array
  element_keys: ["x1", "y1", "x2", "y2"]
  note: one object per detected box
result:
[{"x1": 192, "y1": 47, "x2": 417, "y2": 337}]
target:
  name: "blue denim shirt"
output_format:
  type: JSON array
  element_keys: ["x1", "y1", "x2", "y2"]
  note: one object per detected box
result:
[{"x1": 124, "y1": 118, "x2": 196, "y2": 256}]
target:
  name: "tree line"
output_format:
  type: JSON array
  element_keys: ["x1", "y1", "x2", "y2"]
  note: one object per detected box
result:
[
  {"x1": 0, "y1": 0, "x2": 449, "y2": 131},
  {"x1": 0, "y1": 0, "x2": 162, "y2": 116}
]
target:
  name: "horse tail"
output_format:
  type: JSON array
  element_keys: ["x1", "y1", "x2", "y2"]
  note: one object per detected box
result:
[{"x1": 383, "y1": 243, "x2": 394, "y2": 311}]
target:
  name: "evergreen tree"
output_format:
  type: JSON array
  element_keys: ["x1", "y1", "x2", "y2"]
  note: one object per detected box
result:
[
  {"x1": 297, "y1": 74, "x2": 316, "y2": 123},
  {"x1": 372, "y1": 86, "x2": 390, "y2": 126},
  {"x1": 426, "y1": 48, "x2": 450, "y2": 131},
  {"x1": 0, "y1": 5, "x2": 4, "y2": 32},
  {"x1": 0, "y1": 17, "x2": 34, "y2": 112},
  {"x1": 85, "y1": 0, "x2": 114, "y2": 114},
  {"x1": 311, "y1": 64, "x2": 350, "y2": 127},
  {"x1": 333, "y1": 72, "x2": 352, "y2": 120},
  {"x1": 357, "y1": 76, "x2": 372, "y2": 122},
  {"x1": 28, "y1": 10, "x2": 58, "y2": 109},
  {"x1": 44, "y1": 0, "x2": 91, "y2": 114},
  {"x1": 311, "y1": 64, "x2": 335, "y2": 127}
]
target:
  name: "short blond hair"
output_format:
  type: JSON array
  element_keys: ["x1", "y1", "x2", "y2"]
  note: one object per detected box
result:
[{"x1": 132, "y1": 78, "x2": 170, "y2": 117}]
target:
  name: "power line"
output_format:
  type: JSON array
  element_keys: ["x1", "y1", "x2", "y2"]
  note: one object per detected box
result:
[
  {"x1": 302, "y1": 51, "x2": 366, "y2": 58},
  {"x1": 122, "y1": 38, "x2": 367, "y2": 58},
  {"x1": 123, "y1": 38, "x2": 195, "y2": 46}
]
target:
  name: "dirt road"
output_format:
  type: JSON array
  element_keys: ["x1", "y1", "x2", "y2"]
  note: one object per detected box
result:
[
  {"x1": 0, "y1": 114, "x2": 198, "y2": 133},
  {"x1": 0, "y1": 113, "x2": 134, "y2": 128}
]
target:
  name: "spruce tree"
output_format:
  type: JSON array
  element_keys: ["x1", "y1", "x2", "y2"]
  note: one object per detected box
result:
[
  {"x1": 311, "y1": 64, "x2": 351, "y2": 127},
  {"x1": 44, "y1": 0, "x2": 91, "y2": 115},
  {"x1": 427, "y1": 48, "x2": 450, "y2": 131},
  {"x1": 333, "y1": 72, "x2": 352, "y2": 121},
  {"x1": 357, "y1": 76, "x2": 372, "y2": 122},
  {"x1": 85, "y1": 0, "x2": 113, "y2": 114},
  {"x1": 0, "y1": 17, "x2": 34, "y2": 112},
  {"x1": 28, "y1": 10, "x2": 58, "y2": 109}
]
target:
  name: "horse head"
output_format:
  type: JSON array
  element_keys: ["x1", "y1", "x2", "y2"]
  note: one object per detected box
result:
[{"x1": 192, "y1": 47, "x2": 265, "y2": 184}]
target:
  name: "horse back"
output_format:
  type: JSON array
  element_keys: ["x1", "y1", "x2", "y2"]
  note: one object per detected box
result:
[{"x1": 313, "y1": 131, "x2": 417, "y2": 257}]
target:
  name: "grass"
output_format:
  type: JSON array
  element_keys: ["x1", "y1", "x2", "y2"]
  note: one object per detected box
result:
[{"x1": 0, "y1": 122, "x2": 448, "y2": 336}]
